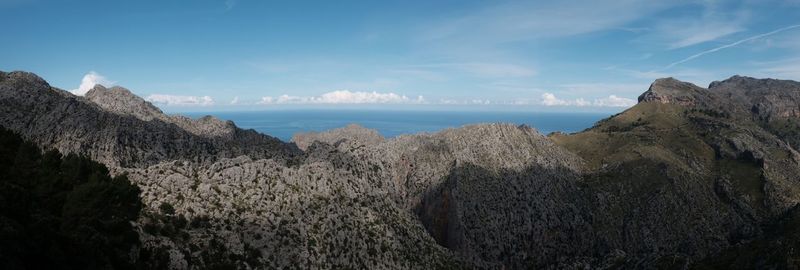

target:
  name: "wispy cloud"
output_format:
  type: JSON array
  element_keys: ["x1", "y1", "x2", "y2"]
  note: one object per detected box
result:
[
  {"x1": 559, "y1": 83, "x2": 648, "y2": 96},
  {"x1": 752, "y1": 57, "x2": 800, "y2": 80},
  {"x1": 662, "y1": 24, "x2": 800, "y2": 70},
  {"x1": 665, "y1": 23, "x2": 744, "y2": 49},
  {"x1": 422, "y1": 1, "x2": 678, "y2": 43},
  {"x1": 146, "y1": 94, "x2": 215, "y2": 106},
  {"x1": 593, "y1": 95, "x2": 638, "y2": 107},
  {"x1": 438, "y1": 99, "x2": 493, "y2": 105},
  {"x1": 230, "y1": 96, "x2": 239, "y2": 105},
  {"x1": 406, "y1": 62, "x2": 536, "y2": 78},
  {"x1": 654, "y1": 2, "x2": 748, "y2": 49},
  {"x1": 70, "y1": 71, "x2": 114, "y2": 96},
  {"x1": 258, "y1": 90, "x2": 425, "y2": 105},
  {"x1": 540, "y1": 93, "x2": 636, "y2": 107}
]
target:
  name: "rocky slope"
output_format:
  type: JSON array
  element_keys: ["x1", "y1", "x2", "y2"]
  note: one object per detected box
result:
[
  {"x1": 85, "y1": 85, "x2": 238, "y2": 138},
  {"x1": 553, "y1": 76, "x2": 800, "y2": 267},
  {"x1": 0, "y1": 71, "x2": 300, "y2": 168},
  {"x1": 4, "y1": 70, "x2": 800, "y2": 269}
]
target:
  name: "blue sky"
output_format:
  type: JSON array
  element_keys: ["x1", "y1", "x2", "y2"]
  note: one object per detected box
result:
[{"x1": 1, "y1": 0, "x2": 799, "y2": 111}]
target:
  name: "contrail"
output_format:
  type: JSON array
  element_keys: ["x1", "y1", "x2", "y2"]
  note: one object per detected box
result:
[{"x1": 662, "y1": 24, "x2": 800, "y2": 71}]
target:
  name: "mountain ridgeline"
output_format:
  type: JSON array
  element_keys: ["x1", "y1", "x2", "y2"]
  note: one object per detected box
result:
[{"x1": 2, "y1": 70, "x2": 800, "y2": 269}]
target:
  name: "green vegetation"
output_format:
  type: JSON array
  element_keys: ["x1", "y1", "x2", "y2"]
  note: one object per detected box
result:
[{"x1": 0, "y1": 127, "x2": 142, "y2": 270}]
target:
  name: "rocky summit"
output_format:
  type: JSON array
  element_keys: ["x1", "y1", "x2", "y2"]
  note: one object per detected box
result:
[{"x1": 3, "y1": 70, "x2": 800, "y2": 269}]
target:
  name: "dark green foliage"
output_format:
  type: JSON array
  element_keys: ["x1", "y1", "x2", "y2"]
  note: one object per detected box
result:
[
  {"x1": 159, "y1": 202, "x2": 176, "y2": 216},
  {"x1": 0, "y1": 127, "x2": 142, "y2": 270}
]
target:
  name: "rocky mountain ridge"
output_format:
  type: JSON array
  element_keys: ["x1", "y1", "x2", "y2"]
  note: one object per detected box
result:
[
  {"x1": 85, "y1": 85, "x2": 238, "y2": 138},
  {"x1": 0, "y1": 71, "x2": 300, "y2": 168},
  {"x1": 3, "y1": 70, "x2": 800, "y2": 269}
]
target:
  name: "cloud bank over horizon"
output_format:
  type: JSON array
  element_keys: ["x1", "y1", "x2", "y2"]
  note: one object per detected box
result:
[
  {"x1": 541, "y1": 93, "x2": 636, "y2": 107},
  {"x1": 257, "y1": 90, "x2": 426, "y2": 105},
  {"x1": 146, "y1": 94, "x2": 215, "y2": 106}
]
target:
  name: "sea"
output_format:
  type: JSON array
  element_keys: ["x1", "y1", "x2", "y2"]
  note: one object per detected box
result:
[{"x1": 185, "y1": 110, "x2": 611, "y2": 142}]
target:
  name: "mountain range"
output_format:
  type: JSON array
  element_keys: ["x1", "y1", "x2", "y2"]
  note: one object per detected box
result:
[{"x1": 2, "y1": 70, "x2": 800, "y2": 269}]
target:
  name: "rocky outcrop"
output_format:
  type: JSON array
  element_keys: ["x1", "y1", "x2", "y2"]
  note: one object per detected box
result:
[
  {"x1": 85, "y1": 85, "x2": 237, "y2": 138},
  {"x1": 638, "y1": 77, "x2": 709, "y2": 106},
  {"x1": 292, "y1": 123, "x2": 384, "y2": 151},
  {"x1": 85, "y1": 85, "x2": 164, "y2": 121},
  {"x1": 0, "y1": 71, "x2": 300, "y2": 168},
  {"x1": 709, "y1": 75, "x2": 800, "y2": 119}
]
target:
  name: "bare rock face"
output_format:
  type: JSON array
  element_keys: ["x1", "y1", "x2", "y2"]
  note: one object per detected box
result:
[
  {"x1": 127, "y1": 156, "x2": 465, "y2": 269},
  {"x1": 708, "y1": 75, "x2": 800, "y2": 151},
  {"x1": 85, "y1": 84, "x2": 237, "y2": 138},
  {"x1": 290, "y1": 123, "x2": 592, "y2": 268},
  {"x1": 638, "y1": 77, "x2": 709, "y2": 106},
  {"x1": 0, "y1": 71, "x2": 300, "y2": 168},
  {"x1": 709, "y1": 75, "x2": 800, "y2": 119},
  {"x1": 85, "y1": 85, "x2": 164, "y2": 121},
  {"x1": 292, "y1": 123, "x2": 384, "y2": 151}
]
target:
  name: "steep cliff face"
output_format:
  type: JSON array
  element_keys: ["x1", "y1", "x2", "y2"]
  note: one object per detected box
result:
[
  {"x1": 0, "y1": 71, "x2": 300, "y2": 168},
  {"x1": 709, "y1": 75, "x2": 800, "y2": 119},
  {"x1": 708, "y1": 75, "x2": 800, "y2": 151}
]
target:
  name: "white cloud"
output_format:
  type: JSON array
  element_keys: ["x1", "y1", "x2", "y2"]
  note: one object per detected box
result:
[
  {"x1": 541, "y1": 93, "x2": 635, "y2": 107},
  {"x1": 230, "y1": 96, "x2": 239, "y2": 105},
  {"x1": 70, "y1": 71, "x2": 114, "y2": 96},
  {"x1": 258, "y1": 90, "x2": 426, "y2": 105},
  {"x1": 559, "y1": 83, "x2": 649, "y2": 96},
  {"x1": 593, "y1": 95, "x2": 637, "y2": 107},
  {"x1": 146, "y1": 94, "x2": 215, "y2": 106},
  {"x1": 541, "y1": 93, "x2": 568, "y2": 106},
  {"x1": 256, "y1": 96, "x2": 274, "y2": 104},
  {"x1": 438, "y1": 99, "x2": 494, "y2": 105}
]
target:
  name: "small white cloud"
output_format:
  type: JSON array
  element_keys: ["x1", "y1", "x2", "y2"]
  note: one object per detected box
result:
[
  {"x1": 257, "y1": 96, "x2": 274, "y2": 105},
  {"x1": 258, "y1": 90, "x2": 425, "y2": 105},
  {"x1": 593, "y1": 95, "x2": 637, "y2": 107},
  {"x1": 70, "y1": 71, "x2": 114, "y2": 96},
  {"x1": 230, "y1": 96, "x2": 239, "y2": 105},
  {"x1": 541, "y1": 93, "x2": 574, "y2": 106},
  {"x1": 541, "y1": 93, "x2": 635, "y2": 107},
  {"x1": 146, "y1": 94, "x2": 215, "y2": 106}
]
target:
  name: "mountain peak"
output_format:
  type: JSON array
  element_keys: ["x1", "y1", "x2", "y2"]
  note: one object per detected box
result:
[
  {"x1": 85, "y1": 84, "x2": 164, "y2": 121},
  {"x1": 637, "y1": 77, "x2": 707, "y2": 106},
  {"x1": 2, "y1": 71, "x2": 51, "y2": 90}
]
